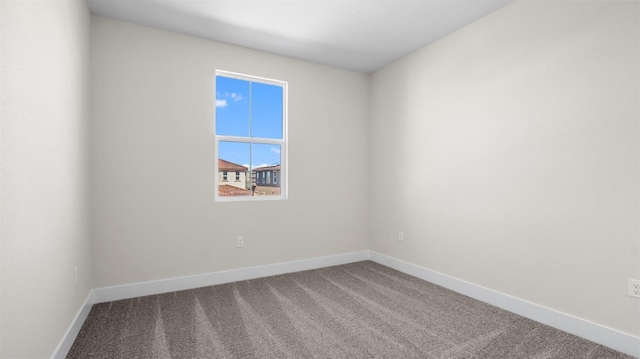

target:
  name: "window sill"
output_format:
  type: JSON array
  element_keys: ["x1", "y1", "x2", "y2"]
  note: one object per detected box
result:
[{"x1": 216, "y1": 194, "x2": 287, "y2": 202}]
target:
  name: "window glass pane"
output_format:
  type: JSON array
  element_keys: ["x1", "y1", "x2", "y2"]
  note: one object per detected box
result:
[
  {"x1": 251, "y1": 143, "x2": 281, "y2": 196},
  {"x1": 251, "y1": 82, "x2": 283, "y2": 139},
  {"x1": 218, "y1": 141, "x2": 251, "y2": 197},
  {"x1": 215, "y1": 72, "x2": 286, "y2": 201},
  {"x1": 216, "y1": 76, "x2": 249, "y2": 137}
]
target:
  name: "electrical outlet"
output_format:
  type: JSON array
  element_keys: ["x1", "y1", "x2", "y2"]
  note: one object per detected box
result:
[
  {"x1": 398, "y1": 231, "x2": 404, "y2": 242},
  {"x1": 629, "y1": 279, "x2": 640, "y2": 298},
  {"x1": 74, "y1": 266, "x2": 78, "y2": 284},
  {"x1": 237, "y1": 236, "x2": 244, "y2": 248}
]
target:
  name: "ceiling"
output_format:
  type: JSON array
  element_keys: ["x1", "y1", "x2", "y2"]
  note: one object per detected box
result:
[{"x1": 87, "y1": 0, "x2": 514, "y2": 73}]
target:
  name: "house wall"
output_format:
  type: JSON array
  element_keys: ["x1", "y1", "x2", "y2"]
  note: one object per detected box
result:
[
  {"x1": 255, "y1": 169, "x2": 280, "y2": 187},
  {"x1": 0, "y1": 0, "x2": 92, "y2": 357},
  {"x1": 218, "y1": 171, "x2": 248, "y2": 190},
  {"x1": 370, "y1": 1, "x2": 640, "y2": 336},
  {"x1": 90, "y1": 16, "x2": 370, "y2": 287}
]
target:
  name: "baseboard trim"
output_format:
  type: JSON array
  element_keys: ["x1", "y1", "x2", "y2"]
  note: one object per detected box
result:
[
  {"x1": 53, "y1": 250, "x2": 639, "y2": 358},
  {"x1": 50, "y1": 291, "x2": 94, "y2": 359},
  {"x1": 92, "y1": 250, "x2": 370, "y2": 304},
  {"x1": 369, "y1": 251, "x2": 640, "y2": 358},
  {"x1": 53, "y1": 250, "x2": 369, "y2": 358}
]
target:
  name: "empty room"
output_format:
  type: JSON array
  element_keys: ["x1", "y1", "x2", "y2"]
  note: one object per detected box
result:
[{"x1": 1, "y1": 0, "x2": 639, "y2": 358}]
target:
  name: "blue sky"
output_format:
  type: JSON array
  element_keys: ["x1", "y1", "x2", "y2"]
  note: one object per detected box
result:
[{"x1": 216, "y1": 76, "x2": 283, "y2": 169}]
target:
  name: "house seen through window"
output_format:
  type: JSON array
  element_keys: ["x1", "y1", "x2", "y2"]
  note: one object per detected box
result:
[{"x1": 215, "y1": 71, "x2": 287, "y2": 200}]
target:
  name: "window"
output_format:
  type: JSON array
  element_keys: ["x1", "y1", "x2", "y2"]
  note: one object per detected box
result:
[{"x1": 215, "y1": 70, "x2": 287, "y2": 200}]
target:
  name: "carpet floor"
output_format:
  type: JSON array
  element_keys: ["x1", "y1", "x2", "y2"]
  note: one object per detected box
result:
[{"x1": 68, "y1": 261, "x2": 633, "y2": 358}]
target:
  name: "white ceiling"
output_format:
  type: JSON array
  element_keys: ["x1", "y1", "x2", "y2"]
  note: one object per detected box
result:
[{"x1": 87, "y1": 0, "x2": 514, "y2": 73}]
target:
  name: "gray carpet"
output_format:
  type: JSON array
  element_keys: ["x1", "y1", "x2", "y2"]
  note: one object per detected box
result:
[{"x1": 68, "y1": 261, "x2": 633, "y2": 358}]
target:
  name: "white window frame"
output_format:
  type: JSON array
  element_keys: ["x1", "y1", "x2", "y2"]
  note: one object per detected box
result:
[{"x1": 214, "y1": 70, "x2": 288, "y2": 202}]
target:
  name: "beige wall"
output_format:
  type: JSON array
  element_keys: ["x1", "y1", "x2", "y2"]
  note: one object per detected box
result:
[
  {"x1": 370, "y1": 1, "x2": 640, "y2": 336},
  {"x1": 90, "y1": 16, "x2": 370, "y2": 288},
  {"x1": 218, "y1": 171, "x2": 249, "y2": 190},
  {"x1": 0, "y1": 0, "x2": 92, "y2": 357}
]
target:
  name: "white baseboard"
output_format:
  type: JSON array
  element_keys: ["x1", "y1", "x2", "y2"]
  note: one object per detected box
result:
[
  {"x1": 52, "y1": 250, "x2": 639, "y2": 358},
  {"x1": 369, "y1": 251, "x2": 640, "y2": 358},
  {"x1": 50, "y1": 291, "x2": 94, "y2": 359},
  {"x1": 92, "y1": 250, "x2": 370, "y2": 303},
  {"x1": 52, "y1": 250, "x2": 369, "y2": 358}
]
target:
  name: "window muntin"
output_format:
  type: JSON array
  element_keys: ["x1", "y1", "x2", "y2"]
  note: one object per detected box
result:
[{"x1": 215, "y1": 71, "x2": 287, "y2": 201}]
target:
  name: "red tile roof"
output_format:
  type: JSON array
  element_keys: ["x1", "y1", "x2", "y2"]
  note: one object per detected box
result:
[
  {"x1": 253, "y1": 164, "x2": 281, "y2": 172},
  {"x1": 219, "y1": 159, "x2": 248, "y2": 172},
  {"x1": 218, "y1": 184, "x2": 251, "y2": 196}
]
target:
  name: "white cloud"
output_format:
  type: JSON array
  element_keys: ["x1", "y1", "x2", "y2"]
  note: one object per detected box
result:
[
  {"x1": 216, "y1": 93, "x2": 242, "y2": 108},
  {"x1": 270, "y1": 147, "x2": 281, "y2": 154}
]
